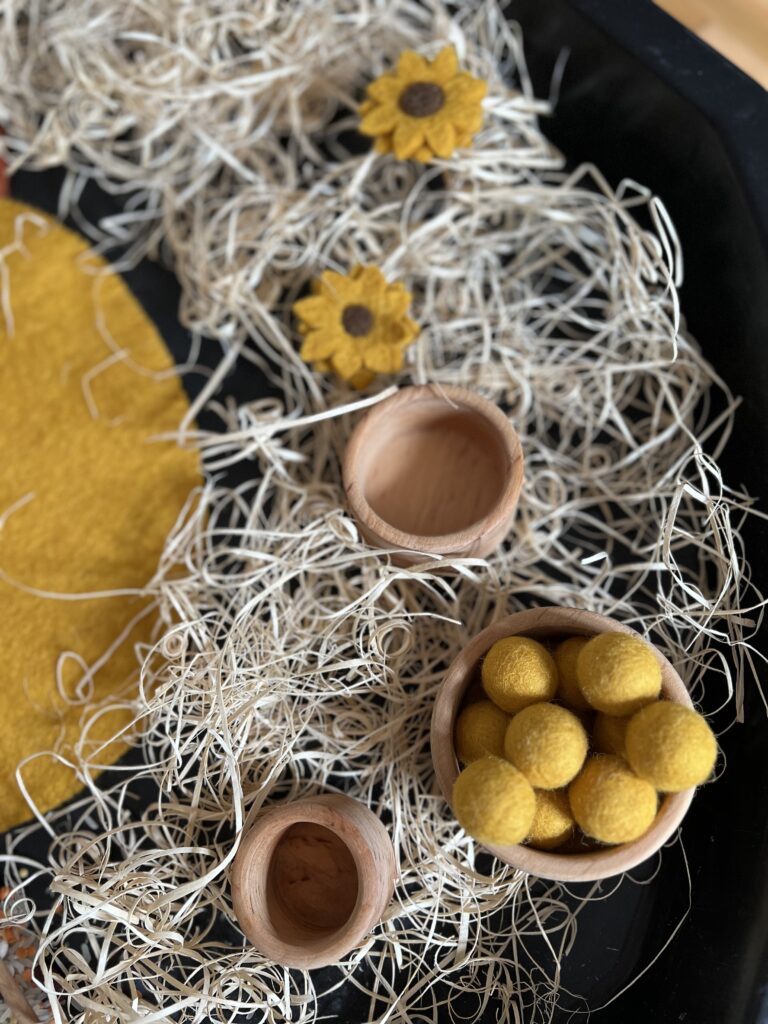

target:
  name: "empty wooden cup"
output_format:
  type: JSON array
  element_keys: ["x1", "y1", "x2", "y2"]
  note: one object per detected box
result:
[
  {"x1": 231, "y1": 793, "x2": 396, "y2": 969},
  {"x1": 343, "y1": 384, "x2": 524, "y2": 567},
  {"x1": 431, "y1": 606, "x2": 696, "y2": 882}
]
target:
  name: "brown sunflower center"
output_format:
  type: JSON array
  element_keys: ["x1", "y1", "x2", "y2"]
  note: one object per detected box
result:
[
  {"x1": 398, "y1": 82, "x2": 445, "y2": 118},
  {"x1": 342, "y1": 304, "x2": 374, "y2": 337}
]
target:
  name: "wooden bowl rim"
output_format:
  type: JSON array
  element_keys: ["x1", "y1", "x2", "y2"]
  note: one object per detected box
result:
[
  {"x1": 342, "y1": 384, "x2": 524, "y2": 554},
  {"x1": 430, "y1": 606, "x2": 696, "y2": 882},
  {"x1": 231, "y1": 793, "x2": 395, "y2": 968}
]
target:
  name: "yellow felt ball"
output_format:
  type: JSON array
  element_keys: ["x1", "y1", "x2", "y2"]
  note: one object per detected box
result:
[
  {"x1": 592, "y1": 713, "x2": 629, "y2": 758},
  {"x1": 454, "y1": 700, "x2": 509, "y2": 764},
  {"x1": 569, "y1": 755, "x2": 657, "y2": 844},
  {"x1": 481, "y1": 636, "x2": 558, "y2": 714},
  {"x1": 452, "y1": 756, "x2": 536, "y2": 846},
  {"x1": 576, "y1": 632, "x2": 661, "y2": 716},
  {"x1": 503, "y1": 702, "x2": 588, "y2": 789},
  {"x1": 625, "y1": 701, "x2": 717, "y2": 792},
  {"x1": 553, "y1": 635, "x2": 590, "y2": 710},
  {"x1": 527, "y1": 789, "x2": 575, "y2": 850}
]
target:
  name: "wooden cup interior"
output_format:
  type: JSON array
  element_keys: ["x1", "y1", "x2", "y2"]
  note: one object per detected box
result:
[
  {"x1": 355, "y1": 400, "x2": 508, "y2": 536},
  {"x1": 232, "y1": 794, "x2": 396, "y2": 969},
  {"x1": 431, "y1": 606, "x2": 696, "y2": 883},
  {"x1": 264, "y1": 820, "x2": 359, "y2": 946},
  {"x1": 343, "y1": 385, "x2": 524, "y2": 557}
]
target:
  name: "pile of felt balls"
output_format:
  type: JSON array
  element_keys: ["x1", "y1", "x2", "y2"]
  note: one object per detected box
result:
[{"x1": 452, "y1": 632, "x2": 717, "y2": 850}]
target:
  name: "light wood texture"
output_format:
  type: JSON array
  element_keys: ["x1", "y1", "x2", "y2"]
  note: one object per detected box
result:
[
  {"x1": 231, "y1": 794, "x2": 396, "y2": 969},
  {"x1": 0, "y1": 961, "x2": 39, "y2": 1024},
  {"x1": 343, "y1": 385, "x2": 524, "y2": 567},
  {"x1": 656, "y1": 0, "x2": 768, "y2": 87},
  {"x1": 431, "y1": 606, "x2": 696, "y2": 882}
]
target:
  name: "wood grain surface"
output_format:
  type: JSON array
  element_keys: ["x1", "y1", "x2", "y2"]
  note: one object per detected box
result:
[
  {"x1": 656, "y1": 0, "x2": 768, "y2": 87},
  {"x1": 343, "y1": 384, "x2": 524, "y2": 566},
  {"x1": 231, "y1": 794, "x2": 396, "y2": 969}
]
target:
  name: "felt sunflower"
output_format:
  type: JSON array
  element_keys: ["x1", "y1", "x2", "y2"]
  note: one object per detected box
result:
[
  {"x1": 294, "y1": 266, "x2": 419, "y2": 388},
  {"x1": 359, "y1": 46, "x2": 487, "y2": 162}
]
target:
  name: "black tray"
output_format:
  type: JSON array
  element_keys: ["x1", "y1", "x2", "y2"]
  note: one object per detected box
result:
[{"x1": 513, "y1": 2, "x2": 768, "y2": 1021}]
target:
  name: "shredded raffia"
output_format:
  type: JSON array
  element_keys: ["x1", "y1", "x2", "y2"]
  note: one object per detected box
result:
[{"x1": 0, "y1": 1, "x2": 765, "y2": 1022}]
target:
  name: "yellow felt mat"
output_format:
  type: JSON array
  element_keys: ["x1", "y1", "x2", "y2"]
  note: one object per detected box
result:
[{"x1": 0, "y1": 199, "x2": 201, "y2": 832}]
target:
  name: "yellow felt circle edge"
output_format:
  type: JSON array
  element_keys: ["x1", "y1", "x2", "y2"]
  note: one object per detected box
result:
[{"x1": 0, "y1": 198, "x2": 202, "y2": 832}]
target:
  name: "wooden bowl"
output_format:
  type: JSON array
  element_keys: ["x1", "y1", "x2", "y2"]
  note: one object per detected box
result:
[
  {"x1": 343, "y1": 384, "x2": 524, "y2": 567},
  {"x1": 431, "y1": 606, "x2": 696, "y2": 882},
  {"x1": 231, "y1": 793, "x2": 396, "y2": 969}
]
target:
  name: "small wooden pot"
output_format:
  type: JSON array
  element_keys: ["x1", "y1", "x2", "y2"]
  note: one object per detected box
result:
[
  {"x1": 343, "y1": 384, "x2": 524, "y2": 567},
  {"x1": 431, "y1": 606, "x2": 696, "y2": 882},
  {"x1": 231, "y1": 794, "x2": 396, "y2": 969}
]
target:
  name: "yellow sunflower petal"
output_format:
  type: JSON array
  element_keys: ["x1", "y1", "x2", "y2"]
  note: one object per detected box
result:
[
  {"x1": 363, "y1": 342, "x2": 404, "y2": 374},
  {"x1": 446, "y1": 75, "x2": 488, "y2": 103},
  {"x1": 314, "y1": 359, "x2": 332, "y2": 373},
  {"x1": 387, "y1": 280, "x2": 411, "y2": 296},
  {"x1": 360, "y1": 104, "x2": 400, "y2": 136},
  {"x1": 355, "y1": 265, "x2": 387, "y2": 291},
  {"x1": 448, "y1": 104, "x2": 484, "y2": 132},
  {"x1": 318, "y1": 270, "x2": 359, "y2": 302},
  {"x1": 319, "y1": 269, "x2": 349, "y2": 288},
  {"x1": 292, "y1": 295, "x2": 333, "y2": 327},
  {"x1": 425, "y1": 119, "x2": 456, "y2": 158},
  {"x1": 331, "y1": 342, "x2": 364, "y2": 381},
  {"x1": 386, "y1": 317, "x2": 420, "y2": 347},
  {"x1": 393, "y1": 120, "x2": 425, "y2": 160},
  {"x1": 400, "y1": 317, "x2": 420, "y2": 344},
  {"x1": 373, "y1": 134, "x2": 394, "y2": 154},
  {"x1": 430, "y1": 46, "x2": 458, "y2": 83},
  {"x1": 300, "y1": 330, "x2": 342, "y2": 362},
  {"x1": 397, "y1": 50, "x2": 429, "y2": 78},
  {"x1": 348, "y1": 367, "x2": 376, "y2": 390},
  {"x1": 383, "y1": 286, "x2": 412, "y2": 318},
  {"x1": 366, "y1": 75, "x2": 402, "y2": 104},
  {"x1": 359, "y1": 99, "x2": 375, "y2": 115},
  {"x1": 412, "y1": 145, "x2": 433, "y2": 163}
]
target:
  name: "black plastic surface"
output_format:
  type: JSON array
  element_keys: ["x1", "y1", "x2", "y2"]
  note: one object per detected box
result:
[{"x1": 513, "y1": 2, "x2": 768, "y2": 1021}]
